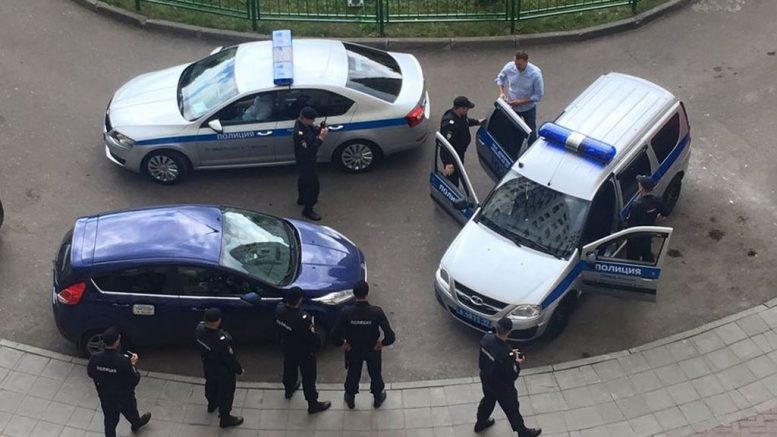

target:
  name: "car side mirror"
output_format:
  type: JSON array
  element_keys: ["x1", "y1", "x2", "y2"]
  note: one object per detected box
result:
[
  {"x1": 208, "y1": 119, "x2": 223, "y2": 133},
  {"x1": 240, "y1": 292, "x2": 262, "y2": 306}
]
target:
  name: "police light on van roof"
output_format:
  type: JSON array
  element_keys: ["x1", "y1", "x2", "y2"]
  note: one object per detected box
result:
[
  {"x1": 538, "y1": 122, "x2": 616, "y2": 164},
  {"x1": 272, "y1": 29, "x2": 293, "y2": 86}
]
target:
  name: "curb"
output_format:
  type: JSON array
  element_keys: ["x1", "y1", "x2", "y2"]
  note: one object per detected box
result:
[{"x1": 68, "y1": 0, "x2": 694, "y2": 50}]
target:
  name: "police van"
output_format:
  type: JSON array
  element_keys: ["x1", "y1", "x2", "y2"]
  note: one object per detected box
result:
[{"x1": 430, "y1": 72, "x2": 691, "y2": 340}]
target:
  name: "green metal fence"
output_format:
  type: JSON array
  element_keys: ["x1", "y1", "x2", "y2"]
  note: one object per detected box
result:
[{"x1": 132, "y1": 0, "x2": 641, "y2": 35}]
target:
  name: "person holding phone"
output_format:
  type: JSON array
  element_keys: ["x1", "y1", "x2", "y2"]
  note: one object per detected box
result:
[
  {"x1": 293, "y1": 106, "x2": 329, "y2": 221},
  {"x1": 474, "y1": 317, "x2": 541, "y2": 437}
]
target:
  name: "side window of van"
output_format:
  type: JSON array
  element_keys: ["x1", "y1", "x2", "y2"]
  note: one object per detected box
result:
[
  {"x1": 486, "y1": 107, "x2": 525, "y2": 160},
  {"x1": 617, "y1": 151, "x2": 651, "y2": 203},
  {"x1": 651, "y1": 113, "x2": 681, "y2": 163},
  {"x1": 582, "y1": 180, "x2": 616, "y2": 244},
  {"x1": 93, "y1": 267, "x2": 176, "y2": 295}
]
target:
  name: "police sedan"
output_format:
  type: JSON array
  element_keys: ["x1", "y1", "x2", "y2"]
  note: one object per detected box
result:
[
  {"x1": 52, "y1": 205, "x2": 366, "y2": 356},
  {"x1": 104, "y1": 38, "x2": 430, "y2": 184}
]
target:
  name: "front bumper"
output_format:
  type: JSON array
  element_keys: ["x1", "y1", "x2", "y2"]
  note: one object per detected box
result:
[{"x1": 104, "y1": 136, "x2": 143, "y2": 173}]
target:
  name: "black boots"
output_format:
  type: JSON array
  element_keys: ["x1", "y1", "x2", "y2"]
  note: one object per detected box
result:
[
  {"x1": 131, "y1": 413, "x2": 151, "y2": 433},
  {"x1": 373, "y1": 391, "x2": 387, "y2": 408},
  {"x1": 285, "y1": 380, "x2": 301, "y2": 399},
  {"x1": 344, "y1": 393, "x2": 355, "y2": 409},
  {"x1": 520, "y1": 428, "x2": 542, "y2": 437},
  {"x1": 219, "y1": 414, "x2": 244, "y2": 428},
  {"x1": 474, "y1": 417, "x2": 495, "y2": 433},
  {"x1": 308, "y1": 400, "x2": 332, "y2": 414}
]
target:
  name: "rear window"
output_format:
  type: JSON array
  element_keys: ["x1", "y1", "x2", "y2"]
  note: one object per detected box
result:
[{"x1": 343, "y1": 42, "x2": 402, "y2": 103}]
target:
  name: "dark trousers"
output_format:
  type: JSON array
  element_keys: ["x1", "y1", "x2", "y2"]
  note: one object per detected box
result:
[
  {"x1": 344, "y1": 349, "x2": 384, "y2": 395},
  {"x1": 444, "y1": 151, "x2": 466, "y2": 188},
  {"x1": 297, "y1": 166, "x2": 320, "y2": 211},
  {"x1": 99, "y1": 394, "x2": 141, "y2": 437},
  {"x1": 476, "y1": 382, "x2": 529, "y2": 434},
  {"x1": 514, "y1": 106, "x2": 538, "y2": 147},
  {"x1": 627, "y1": 236, "x2": 654, "y2": 262},
  {"x1": 204, "y1": 367, "x2": 236, "y2": 417},
  {"x1": 283, "y1": 353, "x2": 319, "y2": 403}
]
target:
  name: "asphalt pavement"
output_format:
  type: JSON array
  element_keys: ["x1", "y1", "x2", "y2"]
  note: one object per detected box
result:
[{"x1": 0, "y1": 0, "x2": 775, "y2": 383}]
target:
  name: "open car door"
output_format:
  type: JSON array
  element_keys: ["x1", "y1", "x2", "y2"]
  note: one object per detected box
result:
[
  {"x1": 475, "y1": 98, "x2": 532, "y2": 182},
  {"x1": 429, "y1": 132, "x2": 479, "y2": 226},
  {"x1": 579, "y1": 226, "x2": 673, "y2": 302}
]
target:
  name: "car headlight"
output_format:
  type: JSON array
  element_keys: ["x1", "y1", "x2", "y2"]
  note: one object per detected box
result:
[
  {"x1": 312, "y1": 289, "x2": 354, "y2": 306},
  {"x1": 110, "y1": 130, "x2": 136, "y2": 148},
  {"x1": 437, "y1": 266, "x2": 452, "y2": 295},
  {"x1": 509, "y1": 304, "x2": 542, "y2": 320}
]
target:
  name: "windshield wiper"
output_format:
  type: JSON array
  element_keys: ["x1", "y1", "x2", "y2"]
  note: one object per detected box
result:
[{"x1": 478, "y1": 216, "x2": 523, "y2": 247}]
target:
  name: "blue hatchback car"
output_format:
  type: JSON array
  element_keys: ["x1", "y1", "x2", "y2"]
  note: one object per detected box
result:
[{"x1": 52, "y1": 205, "x2": 366, "y2": 356}]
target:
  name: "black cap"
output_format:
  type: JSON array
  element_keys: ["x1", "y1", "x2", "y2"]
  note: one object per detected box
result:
[
  {"x1": 102, "y1": 327, "x2": 120, "y2": 345},
  {"x1": 285, "y1": 287, "x2": 304, "y2": 304},
  {"x1": 204, "y1": 307, "x2": 222, "y2": 322},
  {"x1": 300, "y1": 106, "x2": 318, "y2": 120},
  {"x1": 636, "y1": 175, "x2": 656, "y2": 191},
  {"x1": 353, "y1": 280, "x2": 369, "y2": 298},
  {"x1": 453, "y1": 96, "x2": 475, "y2": 109},
  {"x1": 496, "y1": 317, "x2": 513, "y2": 332}
]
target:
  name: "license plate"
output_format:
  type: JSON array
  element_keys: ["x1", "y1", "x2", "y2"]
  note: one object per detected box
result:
[
  {"x1": 454, "y1": 306, "x2": 491, "y2": 329},
  {"x1": 132, "y1": 304, "x2": 155, "y2": 316}
]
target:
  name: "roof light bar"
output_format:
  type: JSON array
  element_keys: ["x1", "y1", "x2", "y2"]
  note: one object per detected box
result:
[
  {"x1": 272, "y1": 29, "x2": 293, "y2": 86},
  {"x1": 538, "y1": 122, "x2": 616, "y2": 164}
]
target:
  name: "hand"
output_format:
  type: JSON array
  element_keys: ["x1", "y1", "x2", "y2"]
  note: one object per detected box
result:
[
  {"x1": 130, "y1": 353, "x2": 139, "y2": 366},
  {"x1": 499, "y1": 93, "x2": 506, "y2": 101},
  {"x1": 374, "y1": 341, "x2": 384, "y2": 351},
  {"x1": 318, "y1": 127, "x2": 329, "y2": 140},
  {"x1": 342, "y1": 342, "x2": 352, "y2": 352},
  {"x1": 443, "y1": 164, "x2": 455, "y2": 176},
  {"x1": 479, "y1": 118, "x2": 487, "y2": 125}
]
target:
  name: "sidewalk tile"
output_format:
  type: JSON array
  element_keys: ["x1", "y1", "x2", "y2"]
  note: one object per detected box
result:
[
  {"x1": 28, "y1": 376, "x2": 64, "y2": 399},
  {"x1": 241, "y1": 388, "x2": 263, "y2": 408},
  {"x1": 644, "y1": 346, "x2": 676, "y2": 369},
  {"x1": 737, "y1": 313, "x2": 771, "y2": 336},
  {"x1": 57, "y1": 427, "x2": 86, "y2": 437},
  {"x1": 159, "y1": 381, "x2": 194, "y2": 402},
  {"x1": 404, "y1": 407, "x2": 432, "y2": 428},
  {"x1": 259, "y1": 409, "x2": 288, "y2": 430},
  {"x1": 616, "y1": 394, "x2": 650, "y2": 420},
  {"x1": 530, "y1": 391, "x2": 568, "y2": 414},
  {"x1": 16, "y1": 395, "x2": 50, "y2": 420},
  {"x1": 0, "y1": 348, "x2": 24, "y2": 370},
  {"x1": 430, "y1": 405, "x2": 452, "y2": 427},
  {"x1": 713, "y1": 324, "x2": 748, "y2": 345},
  {"x1": 371, "y1": 408, "x2": 404, "y2": 430},
  {"x1": 745, "y1": 354, "x2": 777, "y2": 378},
  {"x1": 40, "y1": 359, "x2": 74, "y2": 380},
  {"x1": 562, "y1": 386, "x2": 600, "y2": 409},
  {"x1": 430, "y1": 387, "x2": 448, "y2": 407},
  {"x1": 666, "y1": 381, "x2": 700, "y2": 404},
  {"x1": 666, "y1": 340, "x2": 699, "y2": 362},
  {"x1": 737, "y1": 380, "x2": 772, "y2": 405},
  {"x1": 679, "y1": 400, "x2": 714, "y2": 424},
  {"x1": 603, "y1": 378, "x2": 637, "y2": 400},
  {"x1": 604, "y1": 420, "x2": 637, "y2": 437},
  {"x1": 592, "y1": 359, "x2": 626, "y2": 381},
  {"x1": 617, "y1": 353, "x2": 651, "y2": 375},
  {"x1": 443, "y1": 384, "x2": 480, "y2": 405},
  {"x1": 135, "y1": 377, "x2": 165, "y2": 400},
  {"x1": 0, "y1": 389, "x2": 20, "y2": 414},
  {"x1": 691, "y1": 331, "x2": 725, "y2": 355},
  {"x1": 751, "y1": 330, "x2": 777, "y2": 353},
  {"x1": 533, "y1": 412, "x2": 568, "y2": 434},
  {"x1": 758, "y1": 306, "x2": 777, "y2": 329},
  {"x1": 729, "y1": 338, "x2": 762, "y2": 360},
  {"x1": 629, "y1": 413, "x2": 662, "y2": 437},
  {"x1": 31, "y1": 421, "x2": 63, "y2": 437},
  {"x1": 654, "y1": 406, "x2": 688, "y2": 430},
  {"x1": 595, "y1": 401, "x2": 625, "y2": 424},
  {"x1": 432, "y1": 427, "x2": 454, "y2": 437},
  {"x1": 402, "y1": 388, "x2": 431, "y2": 408},
  {"x1": 341, "y1": 410, "x2": 371, "y2": 431},
  {"x1": 716, "y1": 363, "x2": 756, "y2": 390},
  {"x1": 704, "y1": 347, "x2": 740, "y2": 372},
  {"x1": 690, "y1": 374, "x2": 725, "y2": 398},
  {"x1": 44, "y1": 400, "x2": 76, "y2": 425},
  {"x1": 554, "y1": 368, "x2": 586, "y2": 390},
  {"x1": 679, "y1": 357, "x2": 711, "y2": 380},
  {"x1": 13, "y1": 354, "x2": 49, "y2": 376},
  {"x1": 578, "y1": 366, "x2": 602, "y2": 385},
  {"x1": 2, "y1": 371, "x2": 36, "y2": 394},
  {"x1": 703, "y1": 392, "x2": 737, "y2": 416},
  {"x1": 446, "y1": 403, "x2": 474, "y2": 426},
  {"x1": 655, "y1": 364, "x2": 687, "y2": 386},
  {"x1": 174, "y1": 424, "x2": 212, "y2": 437},
  {"x1": 65, "y1": 406, "x2": 94, "y2": 429},
  {"x1": 643, "y1": 388, "x2": 675, "y2": 412},
  {"x1": 146, "y1": 399, "x2": 185, "y2": 422},
  {"x1": 0, "y1": 410, "x2": 10, "y2": 432},
  {"x1": 3, "y1": 415, "x2": 37, "y2": 437},
  {"x1": 524, "y1": 373, "x2": 558, "y2": 395},
  {"x1": 181, "y1": 403, "x2": 218, "y2": 426},
  {"x1": 630, "y1": 370, "x2": 663, "y2": 393},
  {"x1": 564, "y1": 405, "x2": 604, "y2": 430}
]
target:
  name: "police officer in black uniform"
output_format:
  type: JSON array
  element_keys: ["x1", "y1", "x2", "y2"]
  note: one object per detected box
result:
[
  {"x1": 194, "y1": 308, "x2": 244, "y2": 428},
  {"x1": 439, "y1": 96, "x2": 484, "y2": 187},
  {"x1": 332, "y1": 280, "x2": 396, "y2": 409},
  {"x1": 87, "y1": 327, "x2": 151, "y2": 437},
  {"x1": 294, "y1": 106, "x2": 329, "y2": 221},
  {"x1": 275, "y1": 287, "x2": 331, "y2": 414},
  {"x1": 474, "y1": 318, "x2": 541, "y2": 437},
  {"x1": 626, "y1": 175, "x2": 670, "y2": 262}
]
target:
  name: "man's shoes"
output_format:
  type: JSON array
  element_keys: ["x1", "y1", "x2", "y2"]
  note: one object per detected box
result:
[
  {"x1": 473, "y1": 418, "x2": 495, "y2": 433},
  {"x1": 285, "y1": 380, "x2": 301, "y2": 399},
  {"x1": 131, "y1": 413, "x2": 151, "y2": 433},
  {"x1": 219, "y1": 415, "x2": 244, "y2": 428},
  {"x1": 344, "y1": 393, "x2": 355, "y2": 409},
  {"x1": 373, "y1": 391, "x2": 387, "y2": 408},
  {"x1": 519, "y1": 428, "x2": 542, "y2": 437},
  {"x1": 302, "y1": 209, "x2": 322, "y2": 221},
  {"x1": 207, "y1": 404, "x2": 217, "y2": 413},
  {"x1": 308, "y1": 400, "x2": 332, "y2": 414}
]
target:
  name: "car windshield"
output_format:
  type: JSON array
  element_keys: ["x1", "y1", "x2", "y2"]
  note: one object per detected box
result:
[
  {"x1": 476, "y1": 174, "x2": 590, "y2": 259},
  {"x1": 220, "y1": 208, "x2": 297, "y2": 286},
  {"x1": 343, "y1": 42, "x2": 402, "y2": 103},
  {"x1": 178, "y1": 47, "x2": 239, "y2": 121}
]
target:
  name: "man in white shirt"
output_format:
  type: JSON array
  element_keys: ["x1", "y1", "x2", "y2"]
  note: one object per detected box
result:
[{"x1": 495, "y1": 51, "x2": 544, "y2": 147}]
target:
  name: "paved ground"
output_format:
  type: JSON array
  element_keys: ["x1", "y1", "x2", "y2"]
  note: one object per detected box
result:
[
  {"x1": 1, "y1": 0, "x2": 776, "y2": 383},
  {"x1": 4, "y1": 300, "x2": 777, "y2": 436}
]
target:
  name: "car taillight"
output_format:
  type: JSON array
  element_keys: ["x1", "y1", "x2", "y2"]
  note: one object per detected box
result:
[
  {"x1": 57, "y1": 282, "x2": 86, "y2": 305},
  {"x1": 405, "y1": 104, "x2": 426, "y2": 128}
]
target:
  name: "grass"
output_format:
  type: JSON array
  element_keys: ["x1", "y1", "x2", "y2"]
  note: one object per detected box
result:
[{"x1": 102, "y1": 0, "x2": 670, "y2": 37}]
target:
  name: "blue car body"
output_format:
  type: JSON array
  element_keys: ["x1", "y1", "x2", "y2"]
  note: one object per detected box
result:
[{"x1": 52, "y1": 205, "x2": 365, "y2": 355}]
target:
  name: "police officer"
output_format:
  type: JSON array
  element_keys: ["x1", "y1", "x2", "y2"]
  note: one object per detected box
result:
[
  {"x1": 194, "y1": 308, "x2": 244, "y2": 428},
  {"x1": 275, "y1": 287, "x2": 331, "y2": 414},
  {"x1": 439, "y1": 96, "x2": 484, "y2": 187},
  {"x1": 294, "y1": 106, "x2": 329, "y2": 221},
  {"x1": 332, "y1": 280, "x2": 396, "y2": 409},
  {"x1": 626, "y1": 175, "x2": 670, "y2": 262},
  {"x1": 474, "y1": 318, "x2": 541, "y2": 437},
  {"x1": 87, "y1": 327, "x2": 151, "y2": 437}
]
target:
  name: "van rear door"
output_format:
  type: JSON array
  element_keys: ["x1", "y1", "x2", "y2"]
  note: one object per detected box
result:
[{"x1": 476, "y1": 98, "x2": 532, "y2": 182}]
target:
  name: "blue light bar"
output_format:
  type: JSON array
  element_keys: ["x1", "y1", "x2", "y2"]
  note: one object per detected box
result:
[
  {"x1": 272, "y1": 29, "x2": 293, "y2": 86},
  {"x1": 538, "y1": 122, "x2": 616, "y2": 163}
]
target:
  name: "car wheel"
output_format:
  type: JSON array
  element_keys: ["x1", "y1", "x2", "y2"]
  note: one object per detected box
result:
[
  {"x1": 78, "y1": 329, "x2": 128, "y2": 358},
  {"x1": 143, "y1": 150, "x2": 190, "y2": 185},
  {"x1": 662, "y1": 176, "x2": 683, "y2": 214},
  {"x1": 333, "y1": 141, "x2": 381, "y2": 173},
  {"x1": 543, "y1": 293, "x2": 578, "y2": 340}
]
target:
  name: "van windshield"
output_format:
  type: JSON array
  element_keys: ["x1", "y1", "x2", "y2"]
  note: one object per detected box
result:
[{"x1": 475, "y1": 174, "x2": 589, "y2": 259}]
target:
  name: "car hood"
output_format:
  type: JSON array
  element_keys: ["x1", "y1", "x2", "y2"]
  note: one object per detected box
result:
[
  {"x1": 287, "y1": 219, "x2": 363, "y2": 294},
  {"x1": 108, "y1": 64, "x2": 189, "y2": 132},
  {"x1": 441, "y1": 221, "x2": 571, "y2": 305}
]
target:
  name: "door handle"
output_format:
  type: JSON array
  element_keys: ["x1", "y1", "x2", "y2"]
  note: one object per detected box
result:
[
  {"x1": 256, "y1": 131, "x2": 273, "y2": 136},
  {"x1": 111, "y1": 303, "x2": 130, "y2": 308},
  {"x1": 327, "y1": 125, "x2": 344, "y2": 131}
]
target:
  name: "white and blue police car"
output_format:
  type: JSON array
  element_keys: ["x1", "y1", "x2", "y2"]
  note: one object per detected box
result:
[{"x1": 430, "y1": 72, "x2": 691, "y2": 340}]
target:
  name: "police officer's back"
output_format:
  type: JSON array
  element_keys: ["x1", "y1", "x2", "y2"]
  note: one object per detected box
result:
[
  {"x1": 332, "y1": 280, "x2": 396, "y2": 409},
  {"x1": 87, "y1": 327, "x2": 150, "y2": 437},
  {"x1": 293, "y1": 106, "x2": 328, "y2": 221},
  {"x1": 439, "y1": 96, "x2": 483, "y2": 187},
  {"x1": 195, "y1": 307, "x2": 244, "y2": 428},
  {"x1": 626, "y1": 175, "x2": 670, "y2": 262}
]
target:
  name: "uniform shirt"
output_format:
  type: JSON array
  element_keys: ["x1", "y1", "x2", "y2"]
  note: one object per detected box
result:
[
  {"x1": 331, "y1": 300, "x2": 396, "y2": 353},
  {"x1": 293, "y1": 119, "x2": 323, "y2": 169},
  {"x1": 439, "y1": 108, "x2": 481, "y2": 166},
  {"x1": 495, "y1": 62, "x2": 544, "y2": 112},
  {"x1": 275, "y1": 303, "x2": 321, "y2": 357},
  {"x1": 194, "y1": 322, "x2": 243, "y2": 375},
  {"x1": 87, "y1": 349, "x2": 140, "y2": 398},
  {"x1": 626, "y1": 193, "x2": 670, "y2": 227},
  {"x1": 478, "y1": 333, "x2": 520, "y2": 388}
]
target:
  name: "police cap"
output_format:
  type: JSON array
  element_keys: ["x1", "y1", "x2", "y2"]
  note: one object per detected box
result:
[
  {"x1": 300, "y1": 106, "x2": 318, "y2": 120},
  {"x1": 102, "y1": 326, "x2": 120, "y2": 345},
  {"x1": 285, "y1": 287, "x2": 304, "y2": 304},
  {"x1": 453, "y1": 96, "x2": 475, "y2": 109},
  {"x1": 636, "y1": 175, "x2": 656, "y2": 191},
  {"x1": 496, "y1": 317, "x2": 513, "y2": 333},
  {"x1": 204, "y1": 307, "x2": 222, "y2": 322}
]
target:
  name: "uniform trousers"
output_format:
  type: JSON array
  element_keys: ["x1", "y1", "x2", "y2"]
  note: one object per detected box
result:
[
  {"x1": 204, "y1": 366, "x2": 236, "y2": 416},
  {"x1": 283, "y1": 353, "x2": 319, "y2": 402},
  {"x1": 476, "y1": 382, "x2": 530, "y2": 434},
  {"x1": 297, "y1": 166, "x2": 320, "y2": 210},
  {"x1": 344, "y1": 349, "x2": 384, "y2": 395},
  {"x1": 99, "y1": 393, "x2": 142, "y2": 437}
]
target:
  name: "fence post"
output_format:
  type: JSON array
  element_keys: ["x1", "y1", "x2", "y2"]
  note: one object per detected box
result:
[
  {"x1": 510, "y1": 0, "x2": 519, "y2": 34},
  {"x1": 377, "y1": 0, "x2": 385, "y2": 37},
  {"x1": 134, "y1": 0, "x2": 140, "y2": 12},
  {"x1": 632, "y1": 0, "x2": 638, "y2": 14},
  {"x1": 251, "y1": 0, "x2": 258, "y2": 31}
]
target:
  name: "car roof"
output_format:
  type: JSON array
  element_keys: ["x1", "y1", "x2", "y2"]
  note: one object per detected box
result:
[
  {"x1": 75, "y1": 205, "x2": 223, "y2": 267},
  {"x1": 516, "y1": 72, "x2": 679, "y2": 201},
  {"x1": 234, "y1": 39, "x2": 348, "y2": 93}
]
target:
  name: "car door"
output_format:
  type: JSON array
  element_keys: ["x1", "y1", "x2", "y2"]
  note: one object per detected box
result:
[
  {"x1": 273, "y1": 88, "x2": 355, "y2": 162},
  {"x1": 475, "y1": 98, "x2": 532, "y2": 182},
  {"x1": 615, "y1": 148, "x2": 653, "y2": 223},
  {"x1": 195, "y1": 92, "x2": 280, "y2": 166},
  {"x1": 579, "y1": 226, "x2": 673, "y2": 302},
  {"x1": 429, "y1": 132, "x2": 480, "y2": 225}
]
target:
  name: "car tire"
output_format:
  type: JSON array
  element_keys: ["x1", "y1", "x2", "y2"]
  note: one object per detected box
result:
[
  {"x1": 543, "y1": 292, "x2": 578, "y2": 340},
  {"x1": 0, "y1": 198, "x2": 4, "y2": 229},
  {"x1": 78, "y1": 329, "x2": 129, "y2": 358},
  {"x1": 333, "y1": 141, "x2": 381, "y2": 173},
  {"x1": 142, "y1": 150, "x2": 190, "y2": 185},
  {"x1": 662, "y1": 176, "x2": 683, "y2": 214}
]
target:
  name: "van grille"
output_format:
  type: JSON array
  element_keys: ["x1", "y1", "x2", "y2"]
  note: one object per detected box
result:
[{"x1": 454, "y1": 281, "x2": 506, "y2": 315}]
